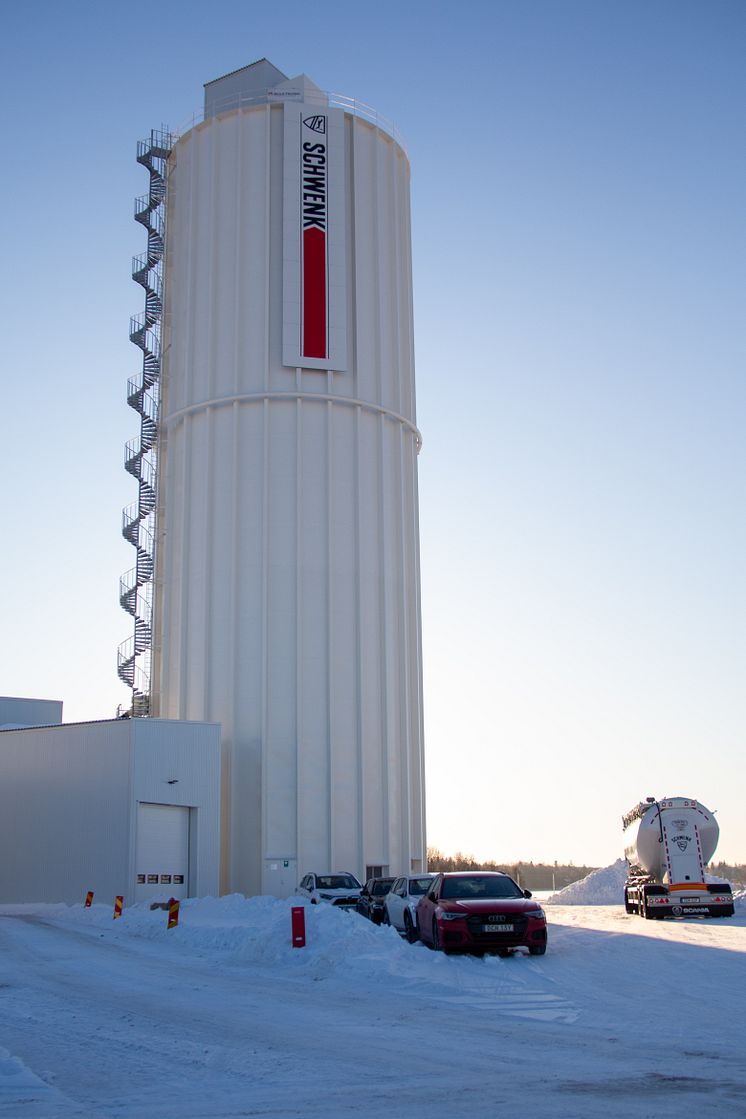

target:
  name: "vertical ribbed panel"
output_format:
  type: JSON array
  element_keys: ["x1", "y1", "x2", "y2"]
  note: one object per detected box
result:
[{"x1": 153, "y1": 102, "x2": 424, "y2": 896}]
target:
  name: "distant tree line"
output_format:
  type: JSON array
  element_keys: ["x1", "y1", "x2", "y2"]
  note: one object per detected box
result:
[
  {"x1": 425, "y1": 851, "x2": 746, "y2": 890},
  {"x1": 426, "y1": 848, "x2": 598, "y2": 891},
  {"x1": 707, "y1": 861, "x2": 746, "y2": 888}
]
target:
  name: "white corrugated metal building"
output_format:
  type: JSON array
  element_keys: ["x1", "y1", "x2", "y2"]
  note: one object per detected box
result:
[
  {"x1": 140, "y1": 59, "x2": 426, "y2": 898},
  {"x1": 0, "y1": 716, "x2": 220, "y2": 905},
  {"x1": 0, "y1": 695, "x2": 63, "y2": 729}
]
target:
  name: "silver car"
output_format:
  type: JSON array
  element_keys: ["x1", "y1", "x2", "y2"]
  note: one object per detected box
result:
[
  {"x1": 296, "y1": 872, "x2": 362, "y2": 908},
  {"x1": 384, "y1": 874, "x2": 436, "y2": 941}
]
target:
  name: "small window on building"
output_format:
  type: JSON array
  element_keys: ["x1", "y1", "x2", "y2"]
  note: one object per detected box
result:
[{"x1": 366, "y1": 865, "x2": 389, "y2": 879}]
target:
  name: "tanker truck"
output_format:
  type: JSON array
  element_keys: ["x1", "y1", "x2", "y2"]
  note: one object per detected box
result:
[{"x1": 622, "y1": 797, "x2": 734, "y2": 919}]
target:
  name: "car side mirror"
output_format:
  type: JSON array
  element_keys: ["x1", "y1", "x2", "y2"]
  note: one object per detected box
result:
[{"x1": 523, "y1": 889, "x2": 532, "y2": 898}]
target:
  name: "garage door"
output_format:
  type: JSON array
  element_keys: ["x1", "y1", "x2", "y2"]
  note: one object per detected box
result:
[{"x1": 135, "y1": 803, "x2": 190, "y2": 902}]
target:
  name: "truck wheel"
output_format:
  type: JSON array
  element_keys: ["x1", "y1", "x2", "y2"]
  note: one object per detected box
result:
[{"x1": 624, "y1": 888, "x2": 634, "y2": 915}]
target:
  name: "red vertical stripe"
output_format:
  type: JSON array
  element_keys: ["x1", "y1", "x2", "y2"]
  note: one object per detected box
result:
[{"x1": 303, "y1": 227, "x2": 326, "y2": 358}]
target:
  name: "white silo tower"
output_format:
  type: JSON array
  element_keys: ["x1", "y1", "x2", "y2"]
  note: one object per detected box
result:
[{"x1": 121, "y1": 59, "x2": 425, "y2": 897}]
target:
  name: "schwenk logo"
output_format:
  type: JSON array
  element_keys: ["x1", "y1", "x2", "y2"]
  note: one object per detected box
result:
[{"x1": 303, "y1": 115, "x2": 326, "y2": 134}]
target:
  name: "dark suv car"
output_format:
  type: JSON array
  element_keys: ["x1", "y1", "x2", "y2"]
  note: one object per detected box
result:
[
  {"x1": 356, "y1": 877, "x2": 396, "y2": 924},
  {"x1": 415, "y1": 872, "x2": 547, "y2": 955}
]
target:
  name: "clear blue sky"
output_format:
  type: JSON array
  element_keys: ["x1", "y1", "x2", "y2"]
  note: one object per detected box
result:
[{"x1": 1, "y1": 0, "x2": 744, "y2": 866}]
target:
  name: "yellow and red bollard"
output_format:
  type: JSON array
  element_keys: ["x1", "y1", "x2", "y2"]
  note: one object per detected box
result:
[
  {"x1": 167, "y1": 898, "x2": 180, "y2": 929},
  {"x1": 113, "y1": 896, "x2": 124, "y2": 920},
  {"x1": 84, "y1": 891, "x2": 94, "y2": 908}
]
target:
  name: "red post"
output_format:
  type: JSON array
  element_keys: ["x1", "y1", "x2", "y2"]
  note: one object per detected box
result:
[
  {"x1": 113, "y1": 896, "x2": 124, "y2": 920},
  {"x1": 291, "y1": 906, "x2": 306, "y2": 948},
  {"x1": 84, "y1": 891, "x2": 94, "y2": 908},
  {"x1": 167, "y1": 898, "x2": 180, "y2": 930}
]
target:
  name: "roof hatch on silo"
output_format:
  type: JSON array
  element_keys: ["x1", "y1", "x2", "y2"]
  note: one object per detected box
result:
[{"x1": 204, "y1": 58, "x2": 288, "y2": 117}]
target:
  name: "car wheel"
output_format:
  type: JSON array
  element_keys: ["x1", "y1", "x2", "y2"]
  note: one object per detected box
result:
[
  {"x1": 382, "y1": 910, "x2": 390, "y2": 926},
  {"x1": 404, "y1": 911, "x2": 418, "y2": 944},
  {"x1": 528, "y1": 944, "x2": 547, "y2": 956},
  {"x1": 431, "y1": 919, "x2": 441, "y2": 951}
]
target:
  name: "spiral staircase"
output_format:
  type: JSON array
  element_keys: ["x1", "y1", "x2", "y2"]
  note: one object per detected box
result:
[{"x1": 117, "y1": 129, "x2": 172, "y2": 716}]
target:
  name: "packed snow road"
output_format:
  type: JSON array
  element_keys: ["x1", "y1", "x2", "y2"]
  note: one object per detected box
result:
[{"x1": 0, "y1": 896, "x2": 744, "y2": 1118}]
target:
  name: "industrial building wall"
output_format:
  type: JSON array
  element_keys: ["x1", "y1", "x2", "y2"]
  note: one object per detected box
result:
[
  {"x1": 0, "y1": 721, "x2": 131, "y2": 904},
  {"x1": 152, "y1": 98, "x2": 425, "y2": 896},
  {"x1": 0, "y1": 719, "x2": 221, "y2": 905},
  {"x1": 131, "y1": 719, "x2": 221, "y2": 898},
  {"x1": 0, "y1": 696, "x2": 63, "y2": 728}
]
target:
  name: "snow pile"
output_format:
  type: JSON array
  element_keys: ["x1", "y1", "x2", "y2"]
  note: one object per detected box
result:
[
  {"x1": 0, "y1": 1045, "x2": 68, "y2": 1106},
  {"x1": 22, "y1": 895, "x2": 436, "y2": 984},
  {"x1": 545, "y1": 860, "x2": 628, "y2": 905}
]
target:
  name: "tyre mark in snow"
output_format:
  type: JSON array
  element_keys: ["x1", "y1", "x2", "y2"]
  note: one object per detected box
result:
[
  {"x1": 557, "y1": 1071, "x2": 746, "y2": 1104},
  {"x1": 434, "y1": 988, "x2": 578, "y2": 1023},
  {"x1": 406, "y1": 956, "x2": 580, "y2": 1023}
]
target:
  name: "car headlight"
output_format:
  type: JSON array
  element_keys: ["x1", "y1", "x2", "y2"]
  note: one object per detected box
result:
[
  {"x1": 439, "y1": 911, "x2": 466, "y2": 921},
  {"x1": 319, "y1": 893, "x2": 334, "y2": 900},
  {"x1": 525, "y1": 908, "x2": 545, "y2": 920}
]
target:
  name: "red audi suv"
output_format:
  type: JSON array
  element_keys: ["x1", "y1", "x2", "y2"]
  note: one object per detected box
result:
[{"x1": 415, "y1": 872, "x2": 547, "y2": 955}]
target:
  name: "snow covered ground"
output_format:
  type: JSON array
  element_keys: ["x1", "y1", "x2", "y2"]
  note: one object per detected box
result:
[{"x1": 0, "y1": 877, "x2": 744, "y2": 1118}]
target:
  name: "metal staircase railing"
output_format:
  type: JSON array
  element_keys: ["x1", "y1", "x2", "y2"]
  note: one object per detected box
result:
[{"x1": 117, "y1": 128, "x2": 172, "y2": 715}]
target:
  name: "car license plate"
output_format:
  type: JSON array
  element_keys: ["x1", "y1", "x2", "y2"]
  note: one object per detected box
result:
[{"x1": 483, "y1": 923, "x2": 513, "y2": 933}]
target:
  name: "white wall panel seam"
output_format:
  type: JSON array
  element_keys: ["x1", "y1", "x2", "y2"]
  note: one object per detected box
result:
[
  {"x1": 326, "y1": 399, "x2": 334, "y2": 869},
  {"x1": 186, "y1": 132, "x2": 198, "y2": 413},
  {"x1": 354, "y1": 404, "x2": 364, "y2": 872},
  {"x1": 413, "y1": 439, "x2": 426, "y2": 861},
  {"x1": 178, "y1": 422, "x2": 191, "y2": 719},
  {"x1": 377, "y1": 410, "x2": 389, "y2": 865},
  {"x1": 398, "y1": 425, "x2": 410, "y2": 867},
  {"x1": 261, "y1": 398, "x2": 269, "y2": 863},
  {"x1": 178, "y1": 135, "x2": 198, "y2": 718},
  {"x1": 295, "y1": 395, "x2": 303, "y2": 868},
  {"x1": 233, "y1": 111, "x2": 243, "y2": 401},
  {"x1": 203, "y1": 124, "x2": 220, "y2": 718},
  {"x1": 372, "y1": 125, "x2": 382, "y2": 409},
  {"x1": 228, "y1": 400, "x2": 239, "y2": 889},
  {"x1": 263, "y1": 107, "x2": 271, "y2": 395},
  {"x1": 392, "y1": 148, "x2": 404, "y2": 418},
  {"x1": 347, "y1": 115, "x2": 357, "y2": 399},
  {"x1": 203, "y1": 408, "x2": 214, "y2": 716}
]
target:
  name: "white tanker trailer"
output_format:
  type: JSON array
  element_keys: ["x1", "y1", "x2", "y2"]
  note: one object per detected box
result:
[{"x1": 622, "y1": 796, "x2": 734, "y2": 918}]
